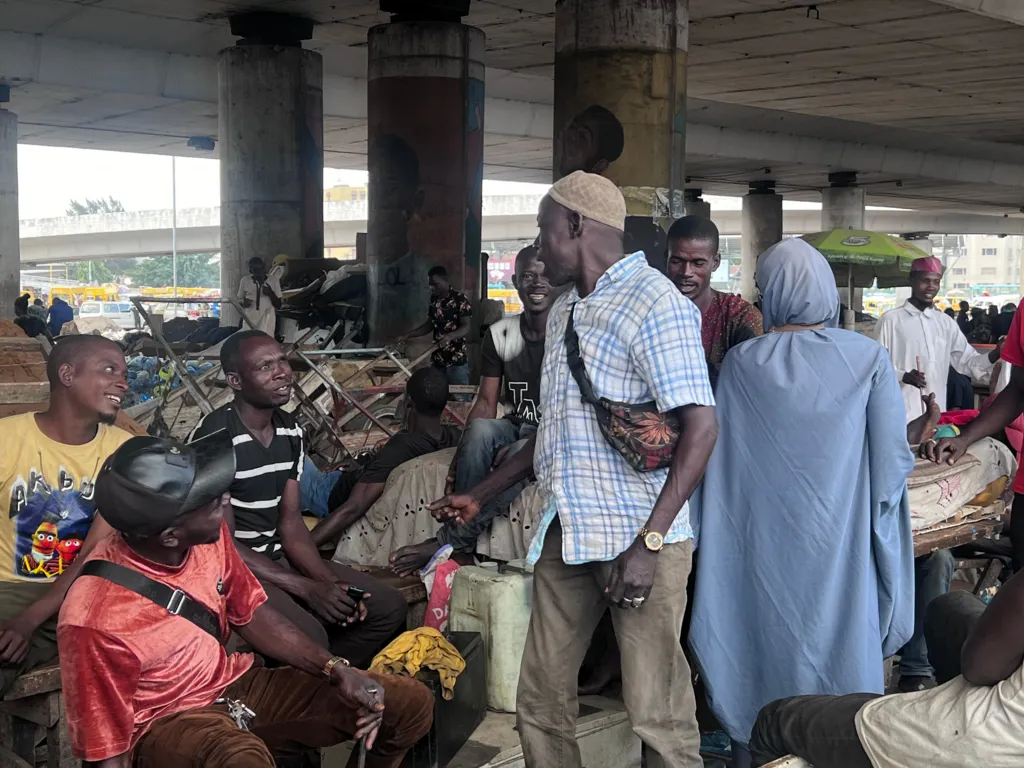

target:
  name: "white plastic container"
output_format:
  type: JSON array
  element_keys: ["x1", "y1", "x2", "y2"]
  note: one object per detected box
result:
[{"x1": 448, "y1": 561, "x2": 534, "y2": 712}]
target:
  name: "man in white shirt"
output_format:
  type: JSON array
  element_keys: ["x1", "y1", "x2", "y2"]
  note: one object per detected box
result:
[
  {"x1": 237, "y1": 257, "x2": 282, "y2": 337},
  {"x1": 749, "y1": 571, "x2": 1024, "y2": 768},
  {"x1": 875, "y1": 256, "x2": 999, "y2": 693},
  {"x1": 875, "y1": 256, "x2": 999, "y2": 423}
]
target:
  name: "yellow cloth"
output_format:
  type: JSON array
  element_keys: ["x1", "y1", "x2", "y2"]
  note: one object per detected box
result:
[
  {"x1": 369, "y1": 627, "x2": 466, "y2": 700},
  {"x1": 0, "y1": 413, "x2": 131, "y2": 583}
]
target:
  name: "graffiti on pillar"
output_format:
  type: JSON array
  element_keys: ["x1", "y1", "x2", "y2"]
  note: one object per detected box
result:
[
  {"x1": 368, "y1": 73, "x2": 486, "y2": 342},
  {"x1": 555, "y1": 105, "x2": 666, "y2": 270},
  {"x1": 556, "y1": 105, "x2": 624, "y2": 179}
]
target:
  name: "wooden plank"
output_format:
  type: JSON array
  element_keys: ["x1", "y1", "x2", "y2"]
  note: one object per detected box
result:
[
  {"x1": 3, "y1": 666, "x2": 61, "y2": 701},
  {"x1": 0, "y1": 382, "x2": 49, "y2": 404},
  {"x1": 0, "y1": 338, "x2": 46, "y2": 351},
  {"x1": 913, "y1": 516, "x2": 1003, "y2": 557}
]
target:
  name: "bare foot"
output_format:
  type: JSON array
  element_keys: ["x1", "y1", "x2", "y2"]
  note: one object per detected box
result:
[
  {"x1": 909, "y1": 392, "x2": 942, "y2": 446},
  {"x1": 389, "y1": 540, "x2": 440, "y2": 577}
]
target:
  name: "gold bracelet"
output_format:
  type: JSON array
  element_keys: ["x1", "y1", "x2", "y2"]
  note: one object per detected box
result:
[{"x1": 322, "y1": 655, "x2": 349, "y2": 681}]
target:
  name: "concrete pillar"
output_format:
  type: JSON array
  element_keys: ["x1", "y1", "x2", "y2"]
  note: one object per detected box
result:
[
  {"x1": 554, "y1": 0, "x2": 688, "y2": 272},
  {"x1": 367, "y1": 21, "x2": 485, "y2": 344},
  {"x1": 0, "y1": 103, "x2": 17, "y2": 321},
  {"x1": 821, "y1": 172, "x2": 865, "y2": 230},
  {"x1": 683, "y1": 188, "x2": 711, "y2": 219},
  {"x1": 822, "y1": 171, "x2": 866, "y2": 320},
  {"x1": 218, "y1": 15, "x2": 324, "y2": 326},
  {"x1": 740, "y1": 181, "x2": 782, "y2": 302}
]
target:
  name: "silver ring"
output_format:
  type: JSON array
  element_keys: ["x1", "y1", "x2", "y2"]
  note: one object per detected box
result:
[{"x1": 631, "y1": 597, "x2": 645, "y2": 607}]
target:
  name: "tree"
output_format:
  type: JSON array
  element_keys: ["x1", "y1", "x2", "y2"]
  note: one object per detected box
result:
[
  {"x1": 128, "y1": 253, "x2": 221, "y2": 289},
  {"x1": 66, "y1": 196, "x2": 125, "y2": 216},
  {"x1": 66, "y1": 261, "x2": 114, "y2": 284}
]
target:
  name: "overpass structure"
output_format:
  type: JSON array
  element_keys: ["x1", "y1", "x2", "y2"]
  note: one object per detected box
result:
[
  {"x1": 6, "y1": 0, "x2": 1024, "y2": 325},
  {"x1": 20, "y1": 206, "x2": 1024, "y2": 266}
]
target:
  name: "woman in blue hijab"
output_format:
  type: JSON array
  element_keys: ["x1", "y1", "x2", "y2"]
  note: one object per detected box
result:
[{"x1": 688, "y1": 239, "x2": 915, "y2": 764}]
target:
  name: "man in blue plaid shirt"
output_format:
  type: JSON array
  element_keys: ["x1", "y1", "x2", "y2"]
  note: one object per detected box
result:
[{"x1": 430, "y1": 171, "x2": 718, "y2": 767}]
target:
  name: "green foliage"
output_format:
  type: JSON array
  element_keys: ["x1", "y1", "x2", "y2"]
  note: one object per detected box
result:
[
  {"x1": 63, "y1": 197, "x2": 219, "y2": 289},
  {"x1": 65, "y1": 196, "x2": 125, "y2": 215},
  {"x1": 128, "y1": 253, "x2": 221, "y2": 289}
]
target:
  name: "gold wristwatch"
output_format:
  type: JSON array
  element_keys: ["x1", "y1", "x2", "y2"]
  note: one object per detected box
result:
[
  {"x1": 637, "y1": 527, "x2": 665, "y2": 552},
  {"x1": 322, "y1": 655, "x2": 350, "y2": 681}
]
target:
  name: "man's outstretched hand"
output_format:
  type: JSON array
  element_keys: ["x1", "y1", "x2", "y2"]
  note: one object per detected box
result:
[{"x1": 428, "y1": 493, "x2": 481, "y2": 527}]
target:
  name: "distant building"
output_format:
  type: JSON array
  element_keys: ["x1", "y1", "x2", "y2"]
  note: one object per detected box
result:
[
  {"x1": 324, "y1": 185, "x2": 368, "y2": 203},
  {"x1": 945, "y1": 235, "x2": 1022, "y2": 295}
]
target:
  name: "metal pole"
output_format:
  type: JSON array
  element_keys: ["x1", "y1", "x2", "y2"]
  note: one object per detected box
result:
[{"x1": 172, "y1": 155, "x2": 178, "y2": 300}]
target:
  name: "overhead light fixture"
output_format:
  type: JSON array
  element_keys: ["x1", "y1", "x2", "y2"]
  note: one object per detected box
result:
[{"x1": 187, "y1": 136, "x2": 216, "y2": 152}]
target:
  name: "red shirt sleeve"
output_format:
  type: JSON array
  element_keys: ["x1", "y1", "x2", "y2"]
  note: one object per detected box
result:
[
  {"x1": 220, "y1": 522, "x2": 267, "y2": 626},
  {"x1": 58, "y1": 624, "x2": 141, "y2": 761},
  {"x1": 1002, "y1": 306, "x2": 1024, "y2": 368}
]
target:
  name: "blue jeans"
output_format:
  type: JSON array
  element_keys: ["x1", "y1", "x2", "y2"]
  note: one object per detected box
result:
[
  {"x1": 436, "y1": 418, "x2": 536, "y2": 552},
  {"x1": 436, "y1": 361, "x2": 470, "y2": 401},
  {"x1": 300, "y1": 457, "x2": 343, "y2": 518},
  {"x1": 899, "y1": 550, "x2": 955, "y2": 678},
  {"x1": 436, "y1": 362, "x2": 469, "y2": 385}
]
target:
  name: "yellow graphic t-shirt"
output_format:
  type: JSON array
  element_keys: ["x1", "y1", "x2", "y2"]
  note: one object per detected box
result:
[{"x1": 0, "y1": 413, "x2": 131, "y2": 583}]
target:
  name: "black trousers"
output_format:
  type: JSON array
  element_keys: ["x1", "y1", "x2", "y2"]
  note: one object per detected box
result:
[{"x1": 749, "y1": 590, "x2": 987, "y2": 768}]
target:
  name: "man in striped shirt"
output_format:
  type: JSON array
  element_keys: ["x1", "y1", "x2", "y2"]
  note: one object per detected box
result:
[{"x1": 189, "y1": 331, "x2": 406, "y2": 668}]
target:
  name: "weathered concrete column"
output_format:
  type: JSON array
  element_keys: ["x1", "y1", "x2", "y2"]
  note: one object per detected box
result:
[
  {"x1": 683, "y1": 188, "x2": 711, "y2": 219},
  {"x1": 0, "y1": 102, "x2": 17, "y2": 321},
  {"x1": 740, "y1": 181, "x2": 782, "y2": 302},
  {"x1": 822, "y1": 171, "x2": 866, "y2": 320},
  {"x1": 218, "y1": 14, "x2": 324, "y2": 326},
  {"x1": 367, "y1": 20, "x2": 485, "y2": 343},
  {"x1": 554, "y1": 0, "x2": 688, "y2": 271},
  {"x1": 821, "y1": 172, "x2": 865, "y2": 230}
]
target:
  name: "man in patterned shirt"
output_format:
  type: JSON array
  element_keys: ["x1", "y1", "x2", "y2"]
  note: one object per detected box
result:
[
  {"x1": 430, "y1": 171, "x2": 718, "y2": 767},
  {"x1": 665, "y1": 216, "x2": 763, "y2": 390},
  {"x1": 403, "y1": 266, "x2": 473, "y2": 386}
]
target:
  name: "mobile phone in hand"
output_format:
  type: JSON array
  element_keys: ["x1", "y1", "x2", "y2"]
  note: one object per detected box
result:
[{"x1": 346, "y1": 585, "x2": 366, "y2": 602}]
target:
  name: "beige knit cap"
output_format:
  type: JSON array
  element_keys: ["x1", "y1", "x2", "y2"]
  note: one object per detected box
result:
[{"x1": 546, "y1": 171, "x2": 626, "y2": 231}]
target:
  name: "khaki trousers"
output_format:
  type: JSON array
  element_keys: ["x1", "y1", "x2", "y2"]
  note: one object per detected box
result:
[{"x1": 515, "y1": 522, "x2": 700, "y2": 768}]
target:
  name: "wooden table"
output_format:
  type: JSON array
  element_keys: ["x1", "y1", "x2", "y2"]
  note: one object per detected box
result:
[{"x1": 913, "y1": 509, "x2": 1003, "y2": 558}]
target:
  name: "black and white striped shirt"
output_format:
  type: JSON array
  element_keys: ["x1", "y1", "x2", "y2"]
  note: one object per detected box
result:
[{"x1": 188, "y1": 404, "x2": 304, "y2": 560}]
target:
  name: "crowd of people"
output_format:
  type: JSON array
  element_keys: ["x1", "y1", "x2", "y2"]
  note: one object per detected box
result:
[
  {"x1": 11, "y1": 292, "x2": 74, "y2": 339},
  {"x1": 3, "y1": 169, "x2": 1024, "y2": 768}
]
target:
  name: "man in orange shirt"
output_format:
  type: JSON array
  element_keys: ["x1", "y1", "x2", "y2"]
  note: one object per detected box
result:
[{"x1": 59, "y1": 433, "x2": 432, "y2": 767}]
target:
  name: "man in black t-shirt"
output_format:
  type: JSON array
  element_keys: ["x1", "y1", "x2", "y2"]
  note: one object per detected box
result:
[
  {"x1": 310, "y1": 368, "x2": 461, "y2": 549},
  {"x1": 188, "y1": 331, "x2": 406, "y2": 669},
  {"x1": 390, "y1": 245, "x2": 558, "y2": 576}
]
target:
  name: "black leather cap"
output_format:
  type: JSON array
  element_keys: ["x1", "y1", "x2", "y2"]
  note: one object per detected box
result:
[{"x1": 95, "y1": 431, "x2": 236, "y2": 536}]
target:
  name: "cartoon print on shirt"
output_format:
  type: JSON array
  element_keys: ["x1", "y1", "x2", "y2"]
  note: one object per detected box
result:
[
  {"x1": 507, "y1": 381, "x2": 539, "y2": 423},
  {"x1": 9, "y1": 467, "x2": 96, "y2": 580}
]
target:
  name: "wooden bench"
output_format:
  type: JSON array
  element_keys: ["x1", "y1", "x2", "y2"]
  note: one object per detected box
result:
[{"x1": 0, "y1": 664, "x2": 78, "y2": 768}]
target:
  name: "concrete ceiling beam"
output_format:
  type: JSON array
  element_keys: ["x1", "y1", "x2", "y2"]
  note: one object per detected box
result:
[{"x1": 928, "y1": 0, "x2": 1024, "y2": 26}]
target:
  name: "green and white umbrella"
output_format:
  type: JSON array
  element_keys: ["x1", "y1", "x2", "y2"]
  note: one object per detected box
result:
[{"x1": 800, "y1": 229, "x2": 930, "y2": 289}]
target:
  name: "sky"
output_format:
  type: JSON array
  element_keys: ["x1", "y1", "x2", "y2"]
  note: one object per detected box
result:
[{"x1": 17, "y1": 144, "x2": 840, "y2": 220}]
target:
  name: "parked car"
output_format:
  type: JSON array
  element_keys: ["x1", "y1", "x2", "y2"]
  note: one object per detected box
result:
[{"x1": 78, "y1": 301, "x2": 139, "y2": 331}]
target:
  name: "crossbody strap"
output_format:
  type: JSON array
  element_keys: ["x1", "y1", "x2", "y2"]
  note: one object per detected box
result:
[
  {"x1": 564, "y1": 304, "x2": 603, "y2": 409},
  {"x1": 80, "y1": 560, "x2": 223, "y2": 642}
]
